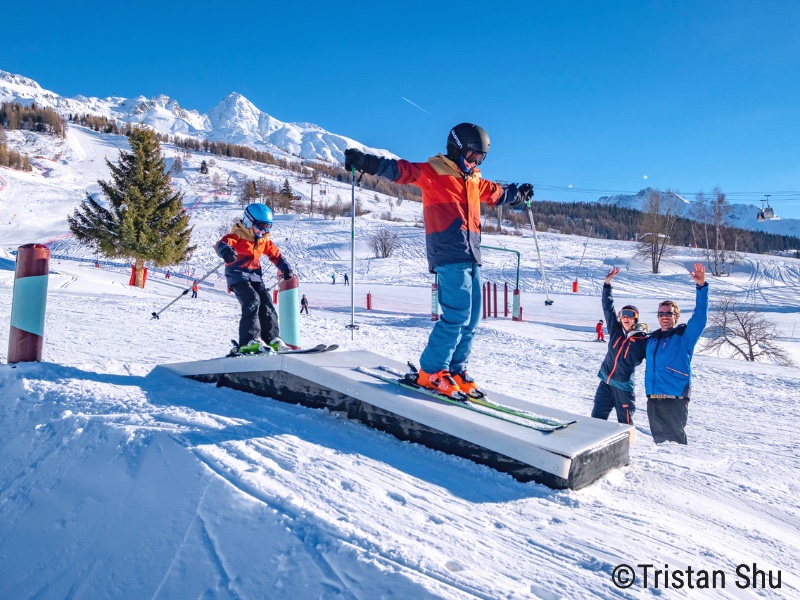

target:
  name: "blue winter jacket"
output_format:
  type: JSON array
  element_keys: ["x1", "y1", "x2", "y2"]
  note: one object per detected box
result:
[{"x1": 644, "y1": 283, "x2": 709, "y2": 398}]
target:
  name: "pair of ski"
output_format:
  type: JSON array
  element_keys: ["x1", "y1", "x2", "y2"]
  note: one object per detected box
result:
[
  {"x1": 227, "y1": 341, "x2": 339, "y2": 358},
  {"x1": 358, "y1": 365, "x2": 575, "y2": 432}
]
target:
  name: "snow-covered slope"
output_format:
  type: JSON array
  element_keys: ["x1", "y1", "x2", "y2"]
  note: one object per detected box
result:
[
  {"x1": 0, "y1": 68, "x2": 395, "y2": 163},
  {"x1": 1, "y1": 127, "x2": 799, "y2": 599}
]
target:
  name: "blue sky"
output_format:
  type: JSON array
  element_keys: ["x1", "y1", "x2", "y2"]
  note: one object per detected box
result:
[{"x1": 3, "y1": 1, "x2": 799, "y2": 217}]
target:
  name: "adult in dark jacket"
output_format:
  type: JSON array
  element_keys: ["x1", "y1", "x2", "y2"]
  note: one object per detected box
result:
[
  {"x1": 345, "y1": 123, "x2": 533, "y2": 399},
  {"x1": 592, "y1": 267, "x2": 648, "y2": 425},
  {"x1": 215, "y1": 203, "x2": 294, "y2": 352},
  {"x1": 645, "y1": 262, "x2": 709, "y2": 444}
]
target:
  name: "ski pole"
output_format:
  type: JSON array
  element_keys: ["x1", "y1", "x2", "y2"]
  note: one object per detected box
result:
[
  {"x1": 346, "y1": 166, "x2": 360, "y2": 339},
  {"x1": 150, "y1": 261, "x2": 225, "y2": 320},
  {"x1": 525, "y1": 200, "x2": 553, "y2": 306}
]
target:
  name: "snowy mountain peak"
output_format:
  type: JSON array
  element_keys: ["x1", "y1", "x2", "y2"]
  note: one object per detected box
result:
[
  {"x1": 0, "y1": 69, "x2": 42, "y2": 90},
  {"x1": 0, "y1": 67, "x2": 396, "y2": 163}
]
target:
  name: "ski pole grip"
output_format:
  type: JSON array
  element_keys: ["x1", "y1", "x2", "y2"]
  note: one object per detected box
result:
[{"x1": 8, "y1": 244, "x2": 50, "y2": 363}]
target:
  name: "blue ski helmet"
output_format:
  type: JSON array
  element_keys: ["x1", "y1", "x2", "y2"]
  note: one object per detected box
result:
[{"x1": 242, "y1": 203, "x2": 273, "y2": 237}]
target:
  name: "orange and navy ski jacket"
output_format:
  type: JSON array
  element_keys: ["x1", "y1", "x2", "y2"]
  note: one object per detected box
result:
[
  {"x1": 597, "y1": 283, "x2": 648, "y2": 392},
  {"x1": 374, "y1": 154, "x2": 513, "y2": 270},
  {"x1": 215, "y1": 222, "x2": 290, "y2": 286}
]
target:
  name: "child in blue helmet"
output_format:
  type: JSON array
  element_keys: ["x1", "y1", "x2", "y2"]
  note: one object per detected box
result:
[{"x1": 215, "y1": 203, "x2": 294, "y2": 353}]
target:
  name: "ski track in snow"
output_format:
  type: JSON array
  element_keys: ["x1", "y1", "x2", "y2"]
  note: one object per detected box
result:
[{"x1": 0, "y1": 125, "x2": 799, "y2": 598}]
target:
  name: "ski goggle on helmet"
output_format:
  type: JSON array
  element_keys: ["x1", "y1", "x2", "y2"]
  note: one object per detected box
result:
[{"x1": 242, "y1": 203, "x2": 273, "y2": 235}]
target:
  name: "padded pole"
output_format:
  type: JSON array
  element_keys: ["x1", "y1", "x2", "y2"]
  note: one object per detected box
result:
[
  {"x1": 8, "y1": 244, "x2": 50, "y2": 363},
  {"x1": 277, "y1": 275, "x2": 300, "y2": 348}
]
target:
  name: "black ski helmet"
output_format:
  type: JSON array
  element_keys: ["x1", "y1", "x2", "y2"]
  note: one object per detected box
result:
[{"x1": 446, "y1": 123, "x2": 490, "y2": 164}]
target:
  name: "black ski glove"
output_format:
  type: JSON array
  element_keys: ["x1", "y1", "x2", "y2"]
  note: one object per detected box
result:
[
  {"x1": 509, "y1": 183, "x2": 534, "y2": 206},
  {"x1": 218, "y1": 244, "x2": 237, "y2": 263},
  {"x1": 344, "y1": 148, "x2": 380, "y2": 175},
  {"x1": 276, "y1": 257, "x2": 294, "y2": 280}
]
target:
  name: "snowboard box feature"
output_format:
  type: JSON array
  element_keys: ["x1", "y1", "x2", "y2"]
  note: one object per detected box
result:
[{"x1": 158, "y1": 350, "x2": 633, "y2": 490}]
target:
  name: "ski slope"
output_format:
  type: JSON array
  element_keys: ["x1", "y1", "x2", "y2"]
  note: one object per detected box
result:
[{"x1": 0, "y1": 127, "x2": 799, "y2": 599}]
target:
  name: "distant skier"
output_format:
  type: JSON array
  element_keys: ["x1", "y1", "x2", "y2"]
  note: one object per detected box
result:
[
  {"x1": 331, "y1": 273, "x2": 336, "y2": 285},
  {"x1": 215, "y1": 203, "x2": 294, "y2": 354},
  {"x1": 165, "y1": 270, "x2": 171, "y2": 279},
  {"x1": 344, "y1": 273, "x2": 349, "y2": 285},
  {"x1": 300, "y1": 294, "x2": 309, "y2": 314},
  {"x1": 191, "y1": 280, "x2": 198, "y2": 298},
  {"x1": 591, "y1": 267, "x2": 648, "y2": 425},
  {"x1": 645, "y1": 263, "x2": 708, "y2": 445},
  {"x1": 596, "y1": 320, "x2": 605, "y2": 342},
  {"x1": 345, "y1": 122, "x2": 533, "y2": 398}
]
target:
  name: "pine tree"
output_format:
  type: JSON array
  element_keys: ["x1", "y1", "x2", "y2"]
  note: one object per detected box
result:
[{"x1": 68, "y1": 127, "x2": 195, "y2": 287}]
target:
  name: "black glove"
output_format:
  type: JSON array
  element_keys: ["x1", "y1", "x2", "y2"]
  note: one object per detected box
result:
[
  {"x1": 344, "y1": 148, "x2": 380, "y2": 175},
  {"x1": 219, "y1": 244, "x2": 236, "y2": 263},
  {"x1": 276, "y1": 257, "x2": 294, "y2": 280},
  {"x1": 510, "y1": 183, "x2": 534, "y2": 206}
]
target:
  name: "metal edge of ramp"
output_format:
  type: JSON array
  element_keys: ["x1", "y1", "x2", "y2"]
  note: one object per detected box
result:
[{"x1": 157, "y1": 350, "x2": 632, "y2": 490}]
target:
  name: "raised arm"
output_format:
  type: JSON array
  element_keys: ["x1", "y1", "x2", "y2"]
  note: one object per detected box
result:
[
  {"x1": 685, "y1": 263, "x2": 709, "y2": 345},
  {"x1": 601, "y1": 268, "x2": 621, "y2": 329}
]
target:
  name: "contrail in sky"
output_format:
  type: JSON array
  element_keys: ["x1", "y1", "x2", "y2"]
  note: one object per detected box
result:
[{"x1": 402, "y1": 97, "x2": 433, "y2": 116}]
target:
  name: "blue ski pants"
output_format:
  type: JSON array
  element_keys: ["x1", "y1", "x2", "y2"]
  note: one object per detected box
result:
[{"x1": 419, "y1": 262, "x2": 482, "y2": 375}]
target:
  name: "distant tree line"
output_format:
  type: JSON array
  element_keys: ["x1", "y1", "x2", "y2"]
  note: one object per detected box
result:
[
  {"x1": 0, "y1": 125, "x2": 32, "y2": 171},
  {"x1": 69, "y1": 113, "x2": 122, "y2": 134},
  {"x1": 0, "y1": 102, "x2": 66, "y2": 137},
  {"x1": 479, "y1": 200, "x2": 800, "y2": 256}
]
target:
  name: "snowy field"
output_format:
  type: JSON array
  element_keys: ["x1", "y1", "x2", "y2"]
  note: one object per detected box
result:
[{"x1": 0, "y1": 127, "x2": 799, "y2": 599}]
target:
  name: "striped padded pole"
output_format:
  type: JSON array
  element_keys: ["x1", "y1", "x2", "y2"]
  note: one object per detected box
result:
[{"x1": 8, "y1": 244, "x2": 50, "y2": 363}]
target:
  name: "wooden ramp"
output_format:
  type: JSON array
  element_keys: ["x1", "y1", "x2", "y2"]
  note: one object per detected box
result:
[{"x1": 157, "y1": 350, "x2": 634, "y2": 490}]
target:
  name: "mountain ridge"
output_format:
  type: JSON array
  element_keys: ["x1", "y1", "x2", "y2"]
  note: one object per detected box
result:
[
  {"x1": 0, "y1": 68, "x2": 396, "y2": 164},
  {"x1": 597, "y1": 187, "x2": 800, "y2": 237}
]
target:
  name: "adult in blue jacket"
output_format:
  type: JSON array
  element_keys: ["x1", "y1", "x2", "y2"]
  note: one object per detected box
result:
[
  {"x1": 645, "y1": 263, "x2": 709, "y2": 444},
  {"x1": 592, "y1": 267, "x2": 648, "y2": 425}
]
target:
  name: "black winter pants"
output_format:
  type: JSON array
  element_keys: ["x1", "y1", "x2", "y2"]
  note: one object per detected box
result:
[
  {"x1": 592, "y1": 380, "x2": 636, "y2": 425},
  {"x1": 231, "y1": 280, "x2": 279, "y2": 346},
  {"x1": 647, "y1": 397, "x2": 689, "y2": 444}
]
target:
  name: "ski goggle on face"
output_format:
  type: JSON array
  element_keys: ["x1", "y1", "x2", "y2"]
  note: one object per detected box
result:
[
  {"x1": 620, "y1": 309, "x2": 638, "y2": 319},
  {"x1": 252, "y1": 221, "x2": 271, "y2": 234},
  {"x1": 463, "y1": 149, "x2": 486, "y2": 165}
]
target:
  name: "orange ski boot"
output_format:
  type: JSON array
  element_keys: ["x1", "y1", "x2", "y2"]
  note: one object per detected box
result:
[
  {"x1": 450, "y1": 370, "x2": 484, "y2": 398},
  {"x1": 416, "y1": 369, "x2": 463, "y2": 399}
]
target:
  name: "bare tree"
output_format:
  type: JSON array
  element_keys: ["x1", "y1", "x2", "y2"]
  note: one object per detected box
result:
[
  {"x1": 691, "y1": 187, "x2": 734, "y2": 276},
  {"x1": 368, "y1": 227, "x2": 400, "y2": 258},
  {"x1": 701, "y1": 295, "x2": 794, "y2": 365},
  {"x1": 636, "y1": 188, "x2": 686, "y2": 273},
  {"x1": 211, "y1": 171, "x2": 224, "y2": 194}
]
